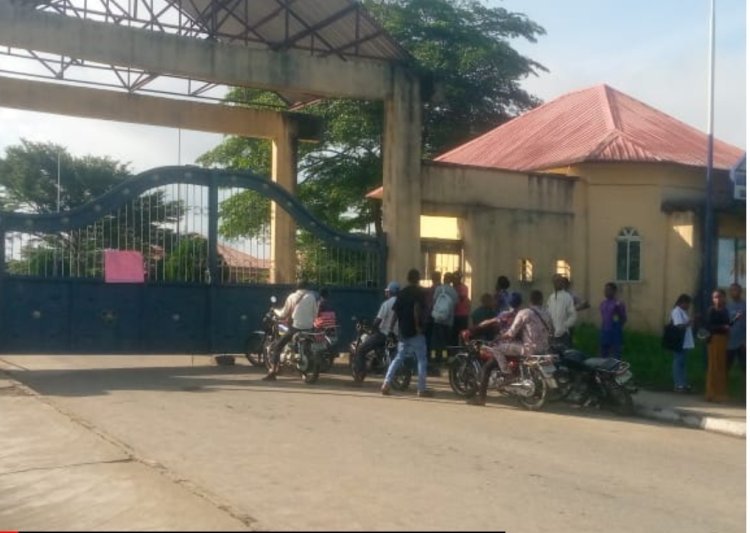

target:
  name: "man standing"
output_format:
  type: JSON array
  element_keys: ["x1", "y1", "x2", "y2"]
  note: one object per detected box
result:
[
  {"x1": 599, "y1": 282, "x2": 627, "y2": 359},
  {"x1": 263, "y1": 280, "x2": 318, "y2": 381},
  {"x1": 561, "y1": 276, "x2": 589, "y2": 344},
  {"x1": 425, "y1": 271, "x2": 442, "y2": 367},
  {"x1": 431, "y1": 272, "x2": 458, "y2": 366},
  {"x1": 547, "y1": 274, "x2": 577, "y2": 348},
  {"x1": 452, "y1": 271, "x2": 471, "y2": 346},
  {"x1": 727, "y1": 283, "x2": 746, "y2": 377},
  {"x1": 382, "y1": 268, "x2": 432, "y2": 398},
  {"x1": 495, "y1": 275, "x2": 511, "y2": 313}
]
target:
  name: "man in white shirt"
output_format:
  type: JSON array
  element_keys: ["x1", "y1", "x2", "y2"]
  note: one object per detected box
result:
[
  {"x1": 263, "y1": 280, "x2": 318, "y2": 381},
  {"x1": 546, "y1": 274, "x2": 577, "y2": 348},
  {"x1": 352, "y1": 281, "x2": 400, "y2": 383}
]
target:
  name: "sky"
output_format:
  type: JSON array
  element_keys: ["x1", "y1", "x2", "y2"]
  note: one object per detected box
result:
[{"x1": 0, "y1": 0, "x2": 746, "y2": 173}]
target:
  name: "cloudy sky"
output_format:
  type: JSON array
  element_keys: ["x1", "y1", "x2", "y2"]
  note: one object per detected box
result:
[{"x1": 0, "y1": 0, "x2": 745, "y2": 173}]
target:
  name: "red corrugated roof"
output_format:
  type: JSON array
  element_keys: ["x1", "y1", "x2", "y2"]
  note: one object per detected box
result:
[
  {"x1": 434, "y1": 84, "x2": 744, "y2": 171},
  {"x1": 218, "y1": 243, "x2": 271, "y2": 270}
]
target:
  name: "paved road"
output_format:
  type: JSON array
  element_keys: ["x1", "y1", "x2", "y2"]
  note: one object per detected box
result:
[{"x1": 1, "y1": 355, "x2": 745, "y2": 532}]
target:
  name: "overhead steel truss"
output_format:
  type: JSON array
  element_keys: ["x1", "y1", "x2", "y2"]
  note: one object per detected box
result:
[{"x1": 0, "y1": 0, "x2": 408, "y2": 106}]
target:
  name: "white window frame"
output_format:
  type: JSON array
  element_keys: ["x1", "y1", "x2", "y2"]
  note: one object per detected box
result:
[{"x1": 616, "y1": 227, "x2": 641, "y2": 282}]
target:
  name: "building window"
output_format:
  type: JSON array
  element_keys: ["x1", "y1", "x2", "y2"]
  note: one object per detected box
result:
[
  {"x1": 519, "y1": 258, "x2": 534, "y2": 283},
  {"x1": 616, "y1": 227, "x2": 641, "y2": 282},
  {"x1": 556, "y1": 260, "x2": 571, "y2": 280},
  {"x1": 717, "y1": 237, "x2": 746, "y2": 288}
]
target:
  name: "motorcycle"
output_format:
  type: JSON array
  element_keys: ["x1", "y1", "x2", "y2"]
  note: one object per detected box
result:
[
  {"x1": 348, "y1": 316, "x2": 412, "y2": 390},
  {"x1": 244, "y1": 300, "x2": 277, "y2": 368},
  {"x1": 551, "y1": 348, "x2": 637, "y2": 416},
  {"x1": 317, "y1": 326, "x2": 341, "y2": 374},
  {"x1": 449, "y1": 339, "x2": 558, "y2": 410},
  {"x1": 244, "y1": 296, "x2": 322, "y2": 384}
]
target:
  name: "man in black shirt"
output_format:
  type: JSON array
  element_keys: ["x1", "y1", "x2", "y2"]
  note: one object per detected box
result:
[{"x1": 381, "y1": 268, "x2": 433, "y2": 397}]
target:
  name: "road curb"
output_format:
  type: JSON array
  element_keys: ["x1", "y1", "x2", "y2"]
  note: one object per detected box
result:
[{"x1": 634, "y1": 402, "x2": 746, "y2": 439}]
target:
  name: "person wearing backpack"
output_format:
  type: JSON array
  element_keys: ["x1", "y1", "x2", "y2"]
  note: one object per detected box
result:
[{"x1": 431, "y1": 272, "x2": 458, "y2": 367}]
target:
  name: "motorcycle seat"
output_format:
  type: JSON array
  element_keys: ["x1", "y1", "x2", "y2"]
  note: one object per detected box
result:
[
  {"x1": 561, "y1": 350, "x2": 587, "y2": 364},
  {"x1": 583, "y1": 357, "x2": 621, "y2": 371}
]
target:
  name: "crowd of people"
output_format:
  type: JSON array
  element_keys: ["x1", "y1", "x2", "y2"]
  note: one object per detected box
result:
[
  {"x1": 667, "y1": 284, "x2": 745, "y2": 402},
  {"x1": 263, "y1": 268, "x2": 746, "y2": 404}
]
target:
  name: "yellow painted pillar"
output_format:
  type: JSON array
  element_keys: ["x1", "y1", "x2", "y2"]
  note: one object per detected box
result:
[
  {"x1": 382, "y1": 69, "x2": 423, "y2": 283},
  {"x1": 270, "y1": 118, "x2": 297, "y2": 284}
]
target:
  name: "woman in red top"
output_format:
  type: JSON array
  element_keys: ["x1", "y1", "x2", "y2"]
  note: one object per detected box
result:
[{"x1": 452, "y1": 271, "x2": 471, "y2": 346}]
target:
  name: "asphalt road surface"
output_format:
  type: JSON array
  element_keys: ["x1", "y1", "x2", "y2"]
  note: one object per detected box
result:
[{"x1": 0, "y1": 355, "x2": 745, "y2": 532}]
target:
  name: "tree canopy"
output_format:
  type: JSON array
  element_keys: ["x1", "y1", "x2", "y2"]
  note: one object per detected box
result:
[
  {"x1": 0, "y1": 139, "x2": 132, "y2": 213},
  {"x1": 198, "y1": 0, "x2": 547, "y2": 240},
  {"x1": 1, "y1": 140, "x2": 184, "y2": 280}
]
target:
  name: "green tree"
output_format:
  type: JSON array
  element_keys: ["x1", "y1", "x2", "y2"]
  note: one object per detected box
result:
[
  {"x1": 164, "y1": 234, "x2": 209, "y2": 283},
  {"x1": 199, "y1": 0, "x2": 546, "y2": 242},
  {"x1": 0, "y1": 139, "x2": 132, "y2": 213},
  {"x1": 1, "y1": 140, "x2": 183, "y2": 278}
]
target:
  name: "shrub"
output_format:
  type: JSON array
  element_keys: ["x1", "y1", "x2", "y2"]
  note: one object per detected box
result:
[{"x1": 573, "y1": 322, "x2": 745, "y2": 402}]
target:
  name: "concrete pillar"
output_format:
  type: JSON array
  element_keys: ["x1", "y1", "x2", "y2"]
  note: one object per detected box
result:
[
  {"x1": 382, "y1": 69, "x2": 422, "y2": 283},
  {"x1": 270, "y1": 118, "x2": 298, "y2": 284}
]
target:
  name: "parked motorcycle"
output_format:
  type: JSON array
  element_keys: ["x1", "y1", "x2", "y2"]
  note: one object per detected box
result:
[
  {"x1": 317, "y1": 326, "x2": 341, "y2": 374},
  {"x1": 348, "y1": 316, "x2": 412, "y2": 390},
  {"x1": 244, "y1": 296, "x2": 322, "y2": 384},
  {"x1": 449, "y1": 340, "x2": 558, "y2": 410},
  {"x1": 551, "y1": 349, "x2": 637, "y2": 416},
  {"x1": 244, "y1": 299, "x2": 278, "y2": 368}
]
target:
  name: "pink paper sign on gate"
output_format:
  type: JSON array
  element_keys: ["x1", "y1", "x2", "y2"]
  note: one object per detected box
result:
[{"x1": 104, "y1": 249, "x2": 145, "y2": 283}]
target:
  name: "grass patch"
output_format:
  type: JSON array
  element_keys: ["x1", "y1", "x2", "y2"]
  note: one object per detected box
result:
[{"x1": 573, "y1": 323, "x2": 745, "y2": 402}]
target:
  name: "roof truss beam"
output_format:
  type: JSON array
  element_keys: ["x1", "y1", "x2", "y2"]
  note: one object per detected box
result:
[
  {"x1": 0, "y1": 75, "x2": 324, "y2": 141},
  {"x1": 0, "y1": 0, "x2": 393, "y2": 99}
]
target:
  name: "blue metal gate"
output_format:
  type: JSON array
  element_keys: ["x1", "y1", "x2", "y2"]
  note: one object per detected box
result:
[{"x1": 0, "y1": 166, "x2": 385, "y2": 354}]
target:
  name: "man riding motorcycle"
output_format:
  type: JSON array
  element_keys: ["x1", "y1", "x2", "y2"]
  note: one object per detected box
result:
[
  {"x1": 461, "y1": 292, "x2": 523, "y2": 344},
  {"x1": 263, "y1": 280, "x2": 318, "y2": 381},
  {"x1": 467, "y1": 290, "x2": 553, "y2": 406},
  {"x1": 352, "y1": 281, "x2": 400, "y2": 383}
]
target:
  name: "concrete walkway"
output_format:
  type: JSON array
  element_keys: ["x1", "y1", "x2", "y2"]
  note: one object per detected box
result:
[
  {"x1": 633, "y1": 389, "x2": 746, "y2": 438},
  {"x1": 0, "y1": 375, "x2": 250, "y2": 531}
]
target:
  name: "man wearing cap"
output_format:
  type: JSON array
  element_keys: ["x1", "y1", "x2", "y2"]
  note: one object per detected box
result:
[{"x1": 352, "y1": 281, "x2": 400, "y2": 383}]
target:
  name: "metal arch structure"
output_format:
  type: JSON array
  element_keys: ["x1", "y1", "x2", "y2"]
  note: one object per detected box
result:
[
  {"x1": 0, "y1": 166, "x2": 386, "y2": 354},
  {"x1": 0, "y1": 166, "x2": 386, "y2": 253},
  {"x1": 0, "y1": 0, "x2": 411, "y2": 106},
  {"x1": 0, "y1": 0, "x2": 426, "y2": 309}
]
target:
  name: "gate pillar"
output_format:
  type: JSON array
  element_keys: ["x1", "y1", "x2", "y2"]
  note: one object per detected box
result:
[
  {"x1": 271, "y1": 116, "x2": 298, "y2": 284},
  {"x1": 382, "y1": 69, "x2": 422, "y2": 283}
]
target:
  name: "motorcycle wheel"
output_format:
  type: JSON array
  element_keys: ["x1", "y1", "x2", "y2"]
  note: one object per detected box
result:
[
  {"x1": 299, "y1": 345, "x2": 320, "y2": 385},
  {"x1": 448, "y1": 355, "x2": 480, "y2": 398},
  {"x1": 550, "y1": 366, "x2": 575, "y2": 402},
  {"x1": 245, "y1": 335, "x2": 267, "y2": 367},
  {"x1": 517, "y1": 366, "x2": 548, "y2": 411},
  {"x1": 604, "y1": 381, "x2": 634, "y2": 416}
]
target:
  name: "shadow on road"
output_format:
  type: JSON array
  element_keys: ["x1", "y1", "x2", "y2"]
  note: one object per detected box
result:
[{"x1": 0, "y1": 357, "x2": 688, "y2": 432}]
